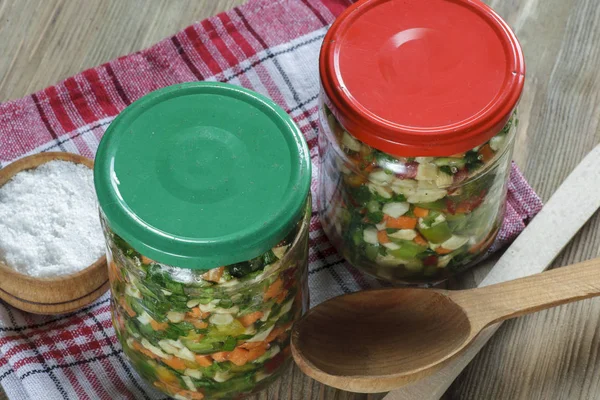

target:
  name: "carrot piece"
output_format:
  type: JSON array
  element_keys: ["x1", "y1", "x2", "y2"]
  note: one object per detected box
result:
[
  {"x1": 108, "y1": 261, "x2": 120, "y2": 282},
  {"x1": 264, "y1": 278, "x2": 284, "y2": 301},
  {"x1": 194, "y1": 355, "x2": 213, "y2": 367},
  {"x1": 377, "y1": 230, "x2": 390, "y2": 244},
  {"x1": 191, "y1": 320, "x2": 208, "y2": 329},
  {"x1": 240, "y1": 341, "x2": 267, "y2": 350},
  {"x1": 413, "y1": 207, "x2": 429, "y2": 218},
  {"x1": 384, "y1": 215, "x2": 418, "y2": 229},
  {"x1": 247, "y1": 343, "x2": 268, "y2": 362},
  {"x1": 344, "y1": 174, "x2": 367, "y2": 187},
  {"x1": 266, "y1": 327, "x2": 286, "y2": 343},
  {"x1": 228, "y1": 347, "x2": 250, "y2": 366},
  {"x1": 140, "y1": 256, "x2": 154, "y2": 264},
  {"x1": 187, "y1": 307, "x2": 202, "y2": 319},
  {"x1": 119, "y1": 298, "x2": 136, "y2": 317},
  {"x1": 363, "y1": 163, "x2": 376, "y2": 173},
  {"x1": 275, "y1": 290, "x2": 289, "y2": 305},
  {"x1": 176, "y1": 390, "x2": 205, "y2": 400},
  {"x1": 238, "y1": 311, "x2": 264, "y2": 327},
  {"x1": 277, "y1": 330, "x2": 291, "y2": 342},
  {"x1": 413, "y1": 233, "x2": 428, "y2": 246},
  {"x1": 478, "y1": 144, "x2": 494, "y2": 163},
  {"x1": 132, "y1": 341, "x2": 159, "y2": 360},
  {"x1": 435, "y1": 247, "x2": 453, "y2": 255},
  {"x1": 163, "y1": 356, "x2": 186, "y2": 371},
  {"x1": 154, "y1": 381, "x2": 180, "y2": 396},
  {"x1": 150, "y1": 320, "x2": 169, "y2": 331},
  {"x1": 189, "y1": 307, "x2": 202, "y2": 318},
  {"x1": 202, "y1": 266, "x2": 224, "y2": 283},
  {"x1": 211, "y1": 352, "x2": 230, "y2": 363}
]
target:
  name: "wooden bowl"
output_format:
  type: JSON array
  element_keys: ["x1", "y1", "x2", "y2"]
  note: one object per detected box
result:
[{"x1": 0, "y1": 152, "x2": 109, "y2": 315}]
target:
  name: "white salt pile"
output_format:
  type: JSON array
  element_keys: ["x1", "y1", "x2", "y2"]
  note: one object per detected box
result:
[{"x1": 0, "y1": 160, "x2": 104, "y2": 277}]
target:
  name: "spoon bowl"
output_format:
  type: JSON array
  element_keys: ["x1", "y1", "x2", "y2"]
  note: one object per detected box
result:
[
  {"x1": 292, "y1": 257, "x2": 600, "y2": 392},
  {"x1": 292, "y1": 288, "x2": 472, "y2": 392}
]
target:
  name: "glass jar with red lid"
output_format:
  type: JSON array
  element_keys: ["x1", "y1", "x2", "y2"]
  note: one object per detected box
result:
[{"x1": 317, "y1": 0, "x2": 525, "y2": 284}]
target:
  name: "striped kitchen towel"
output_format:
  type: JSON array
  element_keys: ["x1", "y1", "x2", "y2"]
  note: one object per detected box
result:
[{"x1": 0, "y1": 0, "x2": 542, "y2": 399}]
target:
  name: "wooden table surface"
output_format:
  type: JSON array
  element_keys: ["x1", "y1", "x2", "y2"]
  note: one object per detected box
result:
[{"x1": 1, "y1": 0, "x2": 599, "y2": 399}]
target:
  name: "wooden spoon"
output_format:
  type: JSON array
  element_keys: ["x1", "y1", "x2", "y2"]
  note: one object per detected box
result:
[
  {"x1": 0, "y1": 152, "x2": 108, "y2": 315},
  {"x1": 291, "y1": 257, "x2": 600, "y2": 393}
]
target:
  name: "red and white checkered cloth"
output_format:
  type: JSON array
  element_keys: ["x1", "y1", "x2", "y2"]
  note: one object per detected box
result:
[{"x1": 0, "y1": 0, "x2": 542, "y2": 399}]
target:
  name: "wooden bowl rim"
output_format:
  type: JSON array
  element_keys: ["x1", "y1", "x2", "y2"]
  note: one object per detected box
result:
[{"x1": 0, "y1": 152, "x2": 106, "y2": 283}]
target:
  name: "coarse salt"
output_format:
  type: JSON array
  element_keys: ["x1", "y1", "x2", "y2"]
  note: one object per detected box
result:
[{"x1": 0, "y1": 160, "x2": 104, "y2": 277}]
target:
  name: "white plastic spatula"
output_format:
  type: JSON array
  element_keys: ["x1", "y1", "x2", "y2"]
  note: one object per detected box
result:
[{"x1": 383, "y1": 144, "x2": 600, "y2": 400}]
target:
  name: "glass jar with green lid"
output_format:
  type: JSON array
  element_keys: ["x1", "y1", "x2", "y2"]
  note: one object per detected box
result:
[{"x1": 94, "y1": 82, "x2": 311, "y2": 400}]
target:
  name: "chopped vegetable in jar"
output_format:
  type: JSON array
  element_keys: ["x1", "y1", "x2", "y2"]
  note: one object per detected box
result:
[
  {"x1": 318, "y1": 105, "x2": 515, "y2": 283},
  {"x1": 106, "y1": 216, "x2": 308, "y2": 400}
]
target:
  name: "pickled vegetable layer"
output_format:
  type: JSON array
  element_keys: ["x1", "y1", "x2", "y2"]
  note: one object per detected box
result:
[
  {"x1": 105, "y1": 217, "x2": 308, "y2": 400},
  {"x1": 318, "y1": 105, "x2": 515, "y2": 283}
]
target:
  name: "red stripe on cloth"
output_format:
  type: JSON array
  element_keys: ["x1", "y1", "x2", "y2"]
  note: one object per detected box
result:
[
  {"x1": 170, "y1": 36, "x2": 205, "y2": 81},
  {"x1": 231, "y1": 8, "x2": 291, "y2": 108},
  {"x1": 99, "y1": 357, "x2": 133, "y2": 399},
  {"x1": 343, "y1": 263, "x2": 370, "y2": 290},
  {"x1": 201, "y1": 19, "x2": 240, "y2": 68},
  {"x1": 63, "y1": 77, "x2": 98, "y2": 124},
  {"x1": 235, "y1": 0, "x2": 328, "y2": 48},
  {"x1": 218, "y1": 13, "x2": 256, "y2": 58},
  {"x1": 31, "y1": 93, "x2": 62, "y2": 143},
  {"x1": 320, "y1": 0, "x2": 353, "y2": 17},
  {"x1": 105, "y1": 63, "x2": 132, "y2": 106},
  {"x1": 44, "y1": 86, "x2": 77, "y2": 134},
  {"x1": 300, "y1": 0, "x2": 329, "y2": 25},
  {"x1": 81, "y1": 69, "x2": 120, "y2": 117},
  {"x1": 233, "y1": 7, "x2": 268, "y2": 50},
  {"x1": 61, "y1": 366, "x2": 89, "y2": 399},
  {"x1": 79, "y1": 362, "x2": 110, "y2": 400},
  {"x1": 183, "y1": 25, "x2": 222, "y2": 76}
]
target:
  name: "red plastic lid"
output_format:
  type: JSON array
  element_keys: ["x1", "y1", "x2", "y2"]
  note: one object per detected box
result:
[{"x1": 320, "y1": 0, "x2": 525, "y2": 156}]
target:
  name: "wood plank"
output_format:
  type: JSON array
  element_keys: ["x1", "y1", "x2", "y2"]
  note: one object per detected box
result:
[
  {"x1": 0, "y1": 0, "x2": 245, "y2": 102},
  {"x1": 447, "y1": 0, "x2": 600, "y2": 398}
]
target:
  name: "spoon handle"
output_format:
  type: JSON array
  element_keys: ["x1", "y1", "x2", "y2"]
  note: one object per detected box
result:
[{"x1": 451, "y1": 257, "x2": 600, "y2": 330}]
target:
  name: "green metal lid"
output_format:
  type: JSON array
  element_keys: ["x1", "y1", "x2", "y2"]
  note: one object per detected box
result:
[{"x1": 94, "y1": 82, "x2": 311, "y2": 270}]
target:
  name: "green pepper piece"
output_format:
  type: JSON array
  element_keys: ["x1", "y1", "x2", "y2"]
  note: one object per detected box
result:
[
  {"x1": 423, "y1": 265, "x2": 439, "y2": 277},
  {"x1": 403, "y1": 262, "x2": 424, "y2": 272},
  {"x1": 263, "y1": 250, "x2": 278, "y2": 264},
  {"x1": 348, "y1": 186, "x2": 372, "y2": 205},
  {"x1": 219, "y1": 298, "x2": 234, "y2": 309},
  {"x1": 351, "y1": 229, "x2": 364, "y2": 246},
  {"x1": 415, "y1": 200, "x2": 446, "y2": 211},
  {"x1": 447, "y1": 213, "x2": 470, "y2": 234},
  {"x1": 388, "y1": 241, "x2": 427, "y2": 260},
  {"x1": 366, "y1": 211, "x2": 384, "y2": 224},
  {"x1": 113, "y1": 234, "x2": 140, "y2": 259},
  {"x1": 182, "y1": 338, "x2": 220, "y2": 354},
  {"x1": 364, "y1": 244, "x2": 380, "y2": 261},
  {"x1": 366, "y1": 200, "x2": 380, "y2": 213},
  {"x1": 418, "y1": 221, "x2": 452, "y2": 243},
  {"x1": 464, "y1": 150, "x2": 483, "y2": 171},
  {"x1": 222, "y1": 336, "x2": 238, "y2": 351},
  {"x1": 229, "y1": 363, "x2": 259, "y2": 373},
  {"x1": 227, "y1": 261, "x2": 253, "y2": 278},
  {"x1": 434, "y1": 157, "x2": 466, "y2": 169}
]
